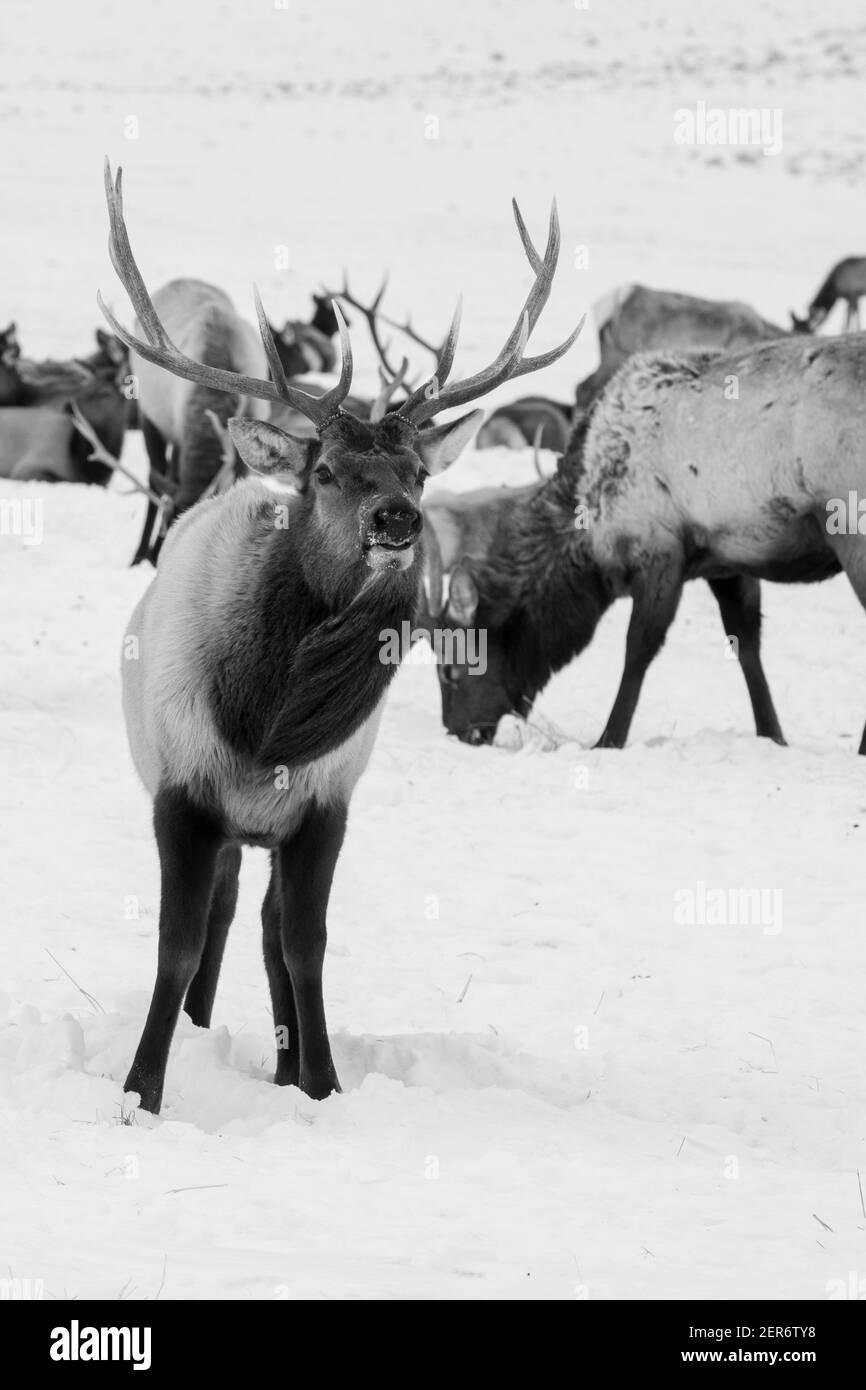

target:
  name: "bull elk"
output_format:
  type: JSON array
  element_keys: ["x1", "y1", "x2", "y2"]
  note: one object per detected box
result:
[
  {"x1": 791, "y1": 257, "x2": 866, "y2": 333},
  {"x1": 430, "y1": 332, "x2": 866, "y2": 750},
  {"x1": 99, "y1": 161, "x2": 581, "y2": 1113}
]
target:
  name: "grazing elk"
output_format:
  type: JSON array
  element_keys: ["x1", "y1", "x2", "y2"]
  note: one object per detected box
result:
[
  {"x1": 576, "y1": 283, "x2": 796, "y2": 410},
  {"x1": 791, "y1": 258, "x2": 866, "y2": 333},
  {"x1": 99, "y1": 161, "x2": 580, "y2": 1113},
  {"x1": 431, "y1": 328, "x2": 866, "y2": 749}
]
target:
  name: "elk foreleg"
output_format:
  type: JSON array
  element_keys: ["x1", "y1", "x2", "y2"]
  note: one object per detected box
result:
[
  {"x1": 184, "y1": 843, "x2": 242, "y2": 1028},
  {"x1": 596, "y1": 558, "x2": 684, "y2": 748},
  {"x1": 272, "y1": 803, "x2": 347, "y2": 1099},
  {"x1": 124, "y1": 788, "x2": 223, "y2": 1114},
  {"x1": 262, "y1": 858, "x2": 300, "y2": 1087}
]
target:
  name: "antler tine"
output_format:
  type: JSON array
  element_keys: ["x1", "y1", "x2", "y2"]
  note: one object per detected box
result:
[
  {"x1": 511, "y1": 198, "x2": 545, "y2": 275},
  {"x1": 69, "y1": 402, "x2": 166, "y2": 506},
  {"x1": 253, "y1": 285, "x2": 292, "y2": 397},
  {"x1": 398, "y1": 295, "x2": 463, "y2": 416},
  {"x1": 505, "y1": 313, "x2": 586, "y2": 382},
  {"x1": 377, "y1": 309, "x2": 441, "y2": 357},
  {"x1": 100, "y1": 159, "x2": 353, "y2": 430},
  {"x1": 321, "y1": 298, "x2": 353, "y2": 419},
  {"x1": 401, "y1": 303, "x2": 530, "y2": 423},
  {"x1": 371, "y1": 274, "x2": 389, "y2": 312},
  {"x1": 369, "y1": 355, "x2": 410, "y2": 422},
  {"x1": 400, "y1": 201, "x2": 580, "y2": 426},
  {"x1": 104, "y1": 162, "x2": 171, "y2": 353},
  {"x1": 325, "y1": 276, "x2": 401, "y2": 380}
]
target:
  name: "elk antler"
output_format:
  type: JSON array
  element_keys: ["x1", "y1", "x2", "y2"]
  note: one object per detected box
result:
[
  {"x1": 69, "y1": 403, "x2": 168, "y2": 505},
  {"x1": 97, "y1": 160, "x2": 354, "y2": 432},
  {"x1": 532, "y1": 422, "x2": 545, "y2": 480},
  {"x1": 377, "y1": 309, "x2": 440, "y2": 356},
  {"x1": 201, "y1": 410, "x2": 238, "y2": 499},
  {"x1": 369, "y1": 357, "x2": 412, "y2": 423},
  {"x1": 325, "y1": 274, "x2": 405, "y2": 381},
  {"x1": 397, "y1": 200, "x2": 584, "y2": 427}
]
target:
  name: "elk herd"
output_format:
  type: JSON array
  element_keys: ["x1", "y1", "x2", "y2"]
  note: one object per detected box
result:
[{"x1": 5, "y1": 160, "x2": 866, "y2": 1111}]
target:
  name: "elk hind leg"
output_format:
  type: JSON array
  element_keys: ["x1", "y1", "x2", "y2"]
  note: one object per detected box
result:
[{"x1": 828, "y1": 534, "x2": 866, "y2": 752}]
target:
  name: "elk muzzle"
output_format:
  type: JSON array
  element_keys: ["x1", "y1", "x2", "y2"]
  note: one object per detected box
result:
[{"x1": 363, "y1": 498, "x2": 422, "y2": 570}]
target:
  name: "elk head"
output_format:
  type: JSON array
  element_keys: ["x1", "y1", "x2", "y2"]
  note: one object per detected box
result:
[
  {"x1": 98, "y1": 159, "x2": 582, "y2": 602},
  {"x1": 790, "y1": 309, "x2": 823, "y2": 334},
  {"x1": 426, "y1": 562, "x2": 532, "y2": 743},
  {"x1": 311, "y1": 292, "x2": 342, "y2": 339}
]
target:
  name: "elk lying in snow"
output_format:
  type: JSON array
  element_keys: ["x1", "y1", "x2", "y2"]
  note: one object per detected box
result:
[
  {"x1": 475, "y1": 395, "x2": 572, "y2": 451},
  {"x1": 576, "y1": 283, "x2": 798, "y2": 410},
  {"x1": 0, "y1": 350, "x2": 91, "y2": 409},
  {"x1": 0, "y1": 330, "x2": 130, "y2": 482},
  {"x1": 431, "y1": 331, "x2": 866, "y2": 749},
  {"x1": 99, "y1": 161, "x2": 580, "y2": 1113},
  {"x1": 791, "y1": 258, "x2": 866, "y2": 333}
]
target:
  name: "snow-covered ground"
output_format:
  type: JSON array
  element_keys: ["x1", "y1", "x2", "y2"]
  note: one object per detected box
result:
[{"x1": 2, "y1": 0, "x2": 866, "y2": 1300}]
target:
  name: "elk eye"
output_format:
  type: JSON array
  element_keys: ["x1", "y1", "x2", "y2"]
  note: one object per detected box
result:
[{"x1": 315, "y1": 465, "x2": 334, "y2": 484}]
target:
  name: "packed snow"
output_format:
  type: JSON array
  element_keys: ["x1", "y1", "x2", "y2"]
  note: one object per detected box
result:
[{"x1": 1, "y1": 0, "x2": 866, "y2": 1300}]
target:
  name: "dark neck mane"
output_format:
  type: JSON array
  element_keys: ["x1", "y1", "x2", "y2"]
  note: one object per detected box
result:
[
  {"x1": 474, "y1": 434, "x2": 613, "y2": 707},
  {"x1": 211, "y1": 506, "x2": 419, "y2": 770}
]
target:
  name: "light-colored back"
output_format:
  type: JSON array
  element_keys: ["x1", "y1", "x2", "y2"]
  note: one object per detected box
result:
[{"x1": 131, "y1": 278, "x2": 269, "y2": 440}]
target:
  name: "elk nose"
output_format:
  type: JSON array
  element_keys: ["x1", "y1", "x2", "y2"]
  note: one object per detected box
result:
[{"x1": 373, "y1": 502, "x2": 422, "y2": 544}]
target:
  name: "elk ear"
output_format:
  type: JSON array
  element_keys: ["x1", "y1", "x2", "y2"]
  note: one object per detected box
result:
[
  {"x1": 416, "y1": 409, "x2": 484, "y2": 476},
  {"x1": 228, "y1": 418, "x2": 310, "y2": 479},
  {"x1": 95, "y1": 327, "x2": 127, "y2": 363},
  {"x1": 446, "y1": 562, "x2": 479, "y2": 625}
]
